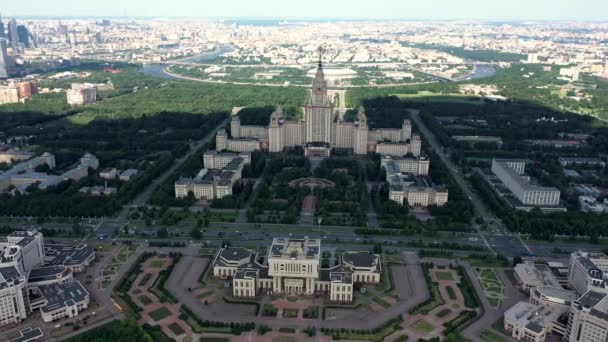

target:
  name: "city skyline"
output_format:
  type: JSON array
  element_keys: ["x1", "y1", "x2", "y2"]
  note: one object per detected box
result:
[{"x1": 2, "y1": 0, "x2": 608, "y2": 21}]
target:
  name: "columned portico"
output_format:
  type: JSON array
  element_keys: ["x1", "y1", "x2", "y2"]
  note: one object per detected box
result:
[{"x1": 273, "y1": 276, "x2": 282, "y2": 293}]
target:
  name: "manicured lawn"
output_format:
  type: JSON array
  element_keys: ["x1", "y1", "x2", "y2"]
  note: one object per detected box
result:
[
  {"x1": 373, "y1": 296, "x2": 391, "y2": 309},
  {"x1": 436, "y1": 271, "x2": 454, "y2": 281},
  {"x1": 262, "y1": 304, "x2": 278, "y2": 317},
  {"x1": 150, "y1": 260, "x2": 165, "y2": 268},
  {"x1": 283, "y1": 308, "x2": 299, "y2": 318},
  {"x1": 138, "y1": 273, "x2": 153, "y2": 287},
  {"x1": 446, "y1": 286, "x2": 457, "y2": 300},
  {"x1": 139, "y1": 295, "x2": 153, "y2": 305},
  {"x1": 393, "y1": 92, "x2": 483, "y2": 104},
  {"x1": 303, "y1": 305, "x2": 319, "y2": 319},
  {"x1": 482, "y1": 330, "x2": 510, "y2": 342},
  {"x1": 479, "y1": 269, "x2": 500, "y2": 282},
  {"x1": 331, "y1": 322, "x2": 401, "y2": 342},
  {"x1": 273, "y1": 337, "x2": 296, "y2": 342},
  {"x1": 436, "y1": 308, "x2": 452, "y2": 318},
  {"x1": 488, "y1": 297, "x2": 501, "y2": 307},
  {"x1": 149, "y1": 306, "x2": 172, "y2": 321},
  {"x1": 412, "y1": 319, "x2": 435, "y2": 334},
  {"x1": 168, "y1": 322, "x2": 185, "y2": 336}
]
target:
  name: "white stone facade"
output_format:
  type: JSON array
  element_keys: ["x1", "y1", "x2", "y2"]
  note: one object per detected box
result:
[
  {"x1": 212, "y1": 238, "x2": 381, "y2": 303},
  {"x1": 216, "y1": 64, "x2": 418, "y2": 157}
]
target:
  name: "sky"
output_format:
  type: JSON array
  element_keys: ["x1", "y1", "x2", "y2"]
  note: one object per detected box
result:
[{"x1": 3, "y1": 0, "x2": 608, "y2": 21}]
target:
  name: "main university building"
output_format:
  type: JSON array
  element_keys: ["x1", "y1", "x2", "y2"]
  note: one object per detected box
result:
[
  {"x1": 212, "y1": 238, "x2": 381, "y2": 302},
  {"x1": 216, "y1": 60, "x2": 421, "y2": 159}
]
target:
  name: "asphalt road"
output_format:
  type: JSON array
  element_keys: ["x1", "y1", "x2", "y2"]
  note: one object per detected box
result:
[
  {"x1": 118, "y1": 116, "x2": 229, "y2": 218},
  {"x1": 409, "y1": 110, "x2": 499, "y2": 251}
]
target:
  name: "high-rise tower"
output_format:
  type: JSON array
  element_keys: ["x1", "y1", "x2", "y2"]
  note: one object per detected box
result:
[
  {"x1": 8, "y1": 17, "x2": 18, "y2": 52},
  {"x1": 0, "y1": 15, "x2": 5, "y2": 39},
  {"x1": 0, "y1": 38, "x2": 9, "y2": 78},
  {"x1": 304, "y1": 48, "x2": 334, "y2": 145}
]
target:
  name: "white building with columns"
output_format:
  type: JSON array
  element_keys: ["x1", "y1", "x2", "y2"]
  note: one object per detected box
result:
[
  {"x1": 216, "y1": 61, "x2": 421, "y2": 158},
  {"x1": 212, "y1": 238, "x2": 381, "y2": 302}
]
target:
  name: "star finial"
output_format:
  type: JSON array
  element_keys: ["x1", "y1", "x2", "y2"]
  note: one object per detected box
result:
[{"x1": 317, "y1": 45, "x2": 325, "y2": 68}]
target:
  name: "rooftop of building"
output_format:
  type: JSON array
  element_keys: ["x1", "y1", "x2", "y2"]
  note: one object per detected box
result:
[
  {"x1": 342, "y1": 252, "x2": 379, "y2": 269},
  {"x1": 330, "y1": 271, "x2": 353, "y2": 284},
  {"x1": 492, "y1": 159, "x2": 560, "y2": 193},
  {"x1": 0, "y1": 266, "x2": 23, "y2": 287},
  {"x1": 534, "y1": 286, "x2": 578, "y2": 303},
  {"x1": 7, "y1": 327, "x2": 44, "y2": 342},
  {"x1": 269, "y1": 238, "x2": 320, "y2": 261},
  {"x1": 577, "y1": 289, "x2": 607, "y2": 309},
  {"x1": 234, "y1": 268, "x2": 259, "y2": 280},
  {"x1": 514, "y1": 261, "x2": 561, "y2": 288},
  {"x1": 39, "y1": 281, "x2": 88, "y2": 313},
  {"x1": 28, "y1": 265, "x2": 70, "y2": 283},
  {"x1": 45, "y1": 244, "x2": 95, "y2": 267},
  {"x1": 559, "y1": 157, "x2": 605, "y2": 163},
  {"x1": 505, "y1": 301, "x2": 565, "y2": 335},
  {"x1": 219, "y1": 247, "x2": 252, "y2": 262}
]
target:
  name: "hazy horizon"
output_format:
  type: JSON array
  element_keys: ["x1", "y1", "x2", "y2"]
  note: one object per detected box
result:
[{"x1": 2, "y1": 0, "x2": 608, "y2": 21}]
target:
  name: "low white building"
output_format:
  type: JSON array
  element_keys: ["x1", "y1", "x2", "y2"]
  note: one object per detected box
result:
[
  {"x1": 99, "y1": 168, "x2": 117, "y2": 180},
  {"x1": 514, "y1": 261, "x2": 562, "y2": 291},
  {"x1": 504, "y1": 301, "x2": 568, "y2": 342}
]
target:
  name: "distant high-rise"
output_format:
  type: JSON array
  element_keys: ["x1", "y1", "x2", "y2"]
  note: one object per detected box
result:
[
  {"x1": 16, "y1": 25, "x2": 29, "y2": 48},
  {"x1": 0, "y1": 15, "x2": 5, "y2": 39},
  {"x1": 0, "y1": 38, "x2": 9, "y2": 78},
  {"x1": 7, "y1": 17, "x2": 18, "y2": 51}
]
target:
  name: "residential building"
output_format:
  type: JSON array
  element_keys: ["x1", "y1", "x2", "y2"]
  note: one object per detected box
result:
[
  {"x1": 16, "y1": 80, "x2": 38, "y2": 98},
  {"x1": 119, "y1": 169, "x2": 139, "y2": 181},
  {"x1": 66, "y1": 83, "x2": 97, "y2": 105},
  {"x1": 0, "y1": 84, "x2": 18, "y2": 104},
  {"x1": 0, "y1": 149, "x2": 34, "y2": 164},
  {"x1": 0, "y1": 38, "x2": 8, "y2": 78},
  {"x1": 212, "y1": 238, "x2": 381, "y2": 302},
  {"x1": 491, "y1": 159, "x2": 561, "y2": 207}
]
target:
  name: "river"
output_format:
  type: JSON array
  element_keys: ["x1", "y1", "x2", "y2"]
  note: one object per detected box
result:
[{"x1": 141, "y1": 44, "x2": 234, "y2": 79}]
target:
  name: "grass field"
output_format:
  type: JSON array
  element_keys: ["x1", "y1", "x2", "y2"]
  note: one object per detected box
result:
[
  {"x1": 138, "y1": 273, "x2": 153, "y2": 287},
  {"x1": 139, "y1": 295, "x2": 153, "y2": 305},
  {"x1": 168, "y1": 322, "x2": 185, "y2": 336},
  {"x1": 393, "y1": 92, "x2": 483, "y2": 104},
  {"x1": 200, "y1": 338, "x2": 229, "y2": 342},
  {"x1": 282, "y1": 308, "x2": 299, "y2": 318},
  {"x1": 149, "y1": 307, "x2": 172, "y2": 321},
  {"x1": 436, "y1": 271, "x2": 454, "y2": 281},
  {"x1": 150, "y1": 260, "x2": 165, "y2": 268},
  {"x1": 373, "y1": 296, "x2": 392, "y2": 309},
  {"x1": 481, "y1": 330, "x2": 510, "y2": 342},
  {"x1": 476, "y1": 268, "x2": 504, "y2": 309},
  {"x1": 412, "y1": 319, "x2": 435, "y2": 334}
]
